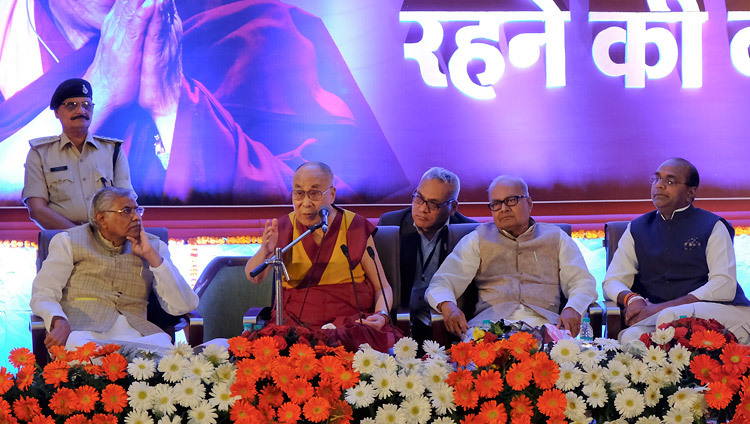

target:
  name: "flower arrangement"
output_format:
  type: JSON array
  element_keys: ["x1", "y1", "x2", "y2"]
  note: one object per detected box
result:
[{"x1": 0, "y1": 341, "x2": 238, "y2": 424}]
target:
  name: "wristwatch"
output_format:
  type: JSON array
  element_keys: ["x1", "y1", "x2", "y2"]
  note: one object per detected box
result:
[{"x1": 376, "y1": 310, "x2": 391, "y2": 323}]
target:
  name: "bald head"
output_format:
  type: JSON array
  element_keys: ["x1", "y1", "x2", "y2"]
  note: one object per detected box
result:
[
  {"x1": 659, "y1": 158, "x2": 699, "y2": 188},
  {"x1": 295, "y1": 161, "x2": 334, "y2": 186},
  {"x1": 488, "y1": 175, "x2": 529, "y2": 198}
]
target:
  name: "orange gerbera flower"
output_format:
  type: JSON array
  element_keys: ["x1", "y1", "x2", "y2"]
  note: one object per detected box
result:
[
  {"x1": 82, "y1": 363, "x2": 103, "y2": 377},
  {"x1": 12, "y1": 396, "x2": 42, "y2": 421},
  {"x1": 100, "y1": 384, "x2": 128, "y2": 413},
  {"x1": 277, "y1": 402, "x2": 302, "y2": 423},
  {"x1": 230, "y1": 379, "x2": 258, "y2": 401},
  {"x1": 316, "y1": 381, "x2": 342, "y2": 402},
  {"x1": 734, "y1": 393, "x2": 750, "y2": 421},
  {"x1": 303, "y1": 396, "x2": 330, "y2": 423},
  {"x1": 507, "y1": 332, "x2": 536, "y2": 356},
  {"x1": 0, "y1": 367, "x2": 13, "y2": 395},
  {"x1": 295, "y1": 356, "x2": 319, "y2": 380},
  {"x1": 506, "y1": 362, "x2": 533, "y2": 391},
  {"x1": 331, "y1": 366, "x2": 359, "y2": 390},
  {"x1": 706, "y1": 381, "x2": 734, "y2": 409},
  {"x1": 30, "y1": 414, "x2": 55, "y2": 424},
  {"x1": 532, "y1": 356, "x2": 560, "y2": 390},
  {"x1": 94, "y1": 344, "x2": 121, "y2": 357},
  {"x1": 318, "y1": 356, "x2": 343, "y2": 377},
  {"x1": 691, "y1": 354, "x2": 721, "y2": 385},
  {"x1": 479, "y1": 400, "x2": 508, "y2": 424},
  {"x1": 537, "y1": 389, "x2": 566, "y2": 418},
  {"x1": 71, "y1": 342, "x2": 98, "y2": 363},
  {"x1": 8, "y1": 348, "x2": 35, "y2": 369},
  {"x1": 722, "y1": 343, "x2": 750, "y2": 374},
  {"x1": 510, "y1": 394, "x2": 534, "y2": 420},
  {"x1": 49, "y1": 387, "x2": 78, "y2": 415},
  {"x1": 453, "y1": 381, "x2": 479, "y2": 409},
  {"x1": 91, "y1": 414, "x2": 117, "y2": 424},
  {"x1": 690, "y1": 330, "x2": 727, "y2": 351},
  {"x1": 447, "y1": 368, "x2": 474, "y2": 387},
  {"x1": 63, "y1": 414, "x2": 87, "y2": 424},
  {"x1": 471, "y1": 342, "x2": 497, "y2": 367},
  {"x1": 259, "y1": 384, "x2": 284, "y2": 407},
  {"x1": 100, "y1": 353, "x2": 127, "y2": 381},
  {"x1": 450, "y1": 342, "x2": 474, "y2": 367},
  {"x1": 271, "y1": 365, "x2": 296, "y2": 390},
  {"x1": 459, "y1": 413, "x2": 480, "y2": 424},
  {"x1": 328, "y1": 398, "x2": 353, "y2": 424},
  {"x1": 16, "y1": 366, "x2": 35, "y2": 391},
  {"x1": 474, "y1": 369, "x2": 503, "y2": 398},
  {"x1": 710, "y1": 368, "x2": 742, "y2": 392},
  {"x1": 42, "y1": 360, "x2": 70, "y2": 387},
  {"x1": 230, "y1": 399, "x2": 261, "y2": 424},
  {"x1": 227, "y1": 336, "x2": 252, "y2": 358},
  {"x1": 289, "y1": 344, "x2": 316, "y2": 362},
  {"x1": 48, "y1": 346, "x2": 72, "y2": 362},
  {"x1": 285, "y1": 378, "x2": 314, "y2": 404},
  {"x1": 75, "y1": 386, "x2": 99, "y2": 412},
  {"x1": 0, "y1": 398, "x2": 10, "y2": 414},
  {"x1": 251, "y1": 336, "x2": 280, "y2": 359}
]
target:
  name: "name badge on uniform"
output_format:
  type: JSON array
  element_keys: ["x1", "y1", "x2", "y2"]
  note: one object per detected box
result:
[{"x1": 50, "y1": 166, "x2": 68, "y2": 172}]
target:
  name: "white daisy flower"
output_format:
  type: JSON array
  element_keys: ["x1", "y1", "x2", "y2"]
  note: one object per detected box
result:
[
  {"x1": 564, "y1": 392, "x2": 587, "y2": 421},
  {"x1": 581, "y1": 364, "x2": 605, "y2": 386},
  {"x1": 614, "y1": 388, "x2": 645, "y2": 419},
  {"x1": 668, "y1": 388, "x2": 700, "y2": 411},
  {"x1": 651, "y1": 326, "x2": 676, "y2": 345},
  {"x1": 604, "y1": 419, "x2": 627, "y2": 424},
  {"x1": 645, "y1": 367, "x2": 667, "y2": 388},
  {"x1": 360, "y1": 419, "x2": 376, "y2": 424},
  {"x1": 644, "y1": 346, "x2": 669, "y2": 368},
  {"x1": 371, "y1": 369, "x2": 398, "y2": 399},
  {"x1": 158, "y1": 355, "x2": 189, "y2": 383},
  {"x1": 625, "y1": 339, "x2": 649, "y2": 356},
  {"x1": 157, "y1": 415, "x2": 181, "y2": 424},
  {"x1": 399, "y1": 395, "x2": 432, "y2": 424},
  {"x1": 432, "y1": 418, "x2": 456, "y2": 424},
  {"x1": 422, "y1": 340, "x2": 447, "y2": 360},
  {"x1": 668, "y1": 344, "x2": 691, "y2": 370},
  {"x1": 168, "y1": 342, "x2": 194, "y2": 358},
  {"x1": 644, "y1": 385, "x2": 662, "y2": 407},
  {"x1": 125, "y1": 409, "x2": 154, "y2": 424},
  {"x1": 582, "y1": 382, "x2": 608, "y2": 408},
  {"x1": 613, "y1": 352, "x2": 635, "y2": 367},
  {"x1": 428, "y1": 383, "x2": 456, "y2": 415},
  {"x1": 187, "y1": 400, "x2": 217, "y2": 424},
  {"x1": 635, "y1": 416, "x2": 663, "y2": 424},
  {"x1": 200, "y1": 344, "x2": 229, "y2": 366},
  {"x1": 151, "y1": 383, "x2": 178, "y2": 415},
  {"x1": 212, "y1": 363, "x2": 237, "y2": 385},
  {"x1": 663, "y1": 407, "x2": 694, "y2": 424},
  {"x1": 628, "y1": 360, "x2": 649, "y2": 384},
  {"x1": 127, "y1": 381, "x2": 153, "y2": 411},
  {"x1": 345, "y1": 381, "x2": 377, "y2": 408},
  {"x1": 550, "y1": 339, "x2": 581, "y2": 363},
  {"x1": 186, "y1": 356, "x2": 215, "y2": 383},
  {"x1": 394, "y1": 337, "x2": 419, "y2": 360},
  {"x1": 605, "y1": 360, "x2": 629, "y2": 381},
  {"x1": 174, "y1": 378, "x2": 206, "y2": 409},
  {"x1": 353, "y1": 348, "x2": 380, "y2": 374},
  {"x1": 595, "y1": 337, "x2": 621, "y2": 351},
  {"x1": 661, "y1": 362, "x2": 683, "y2": 385},
  {"x1": 609, "y1": 376, "x2": 630, "y2": 393},
  {"x1": 397, "y1": 358, "x2": 422, "y2": 375},
  {"x1": 377, "y1": 355, "x2": 399, "y2": 374},
  {"x1": 421, "y1": 362, "x2": 450, "y2": 391},
  {"x1": 577, "y1": 348, "x2": 605, "y2": 368},
  {"x1": 396, "y1": 372, "x2": 425, "y2": 398},
  {"x1": 375, "y1": 403, "x2": 404, "y2": 424},
  {"x1": 208, "y1": 382, "x2": 239, "y2": 411},
  {"x1": 128, "y1": 357, "x2": 157, "y2": 381},
  {"x1": 555, "y1": 362, "x2": 583, "y2": 391}
]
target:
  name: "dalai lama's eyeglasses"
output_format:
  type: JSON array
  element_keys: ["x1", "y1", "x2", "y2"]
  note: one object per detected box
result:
[
  {"x1": 103, "y1": 206, "x2": 145, "y2": 217},
  {"x1": 291, "y1": 187, "x2": 333, "y2": 201},
  {"x1": 60, "y1": 101, "x2": 95, "y2": 111}
]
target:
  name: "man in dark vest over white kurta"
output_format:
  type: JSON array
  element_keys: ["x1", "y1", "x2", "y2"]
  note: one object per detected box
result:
[
  {"x1": 603, "y1": 158, "x2": 750, "y2": 344},
  {"x1": 30, "y1": 187, "x2": 198, "y2": 350},
  {"x1": 425, "y1": 175, "x2": 597, "y2": 338}
]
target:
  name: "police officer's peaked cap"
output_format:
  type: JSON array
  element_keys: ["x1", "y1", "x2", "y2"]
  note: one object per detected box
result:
[{"x1": 50, "y1": 78, "x2": 93, "y2": 110}]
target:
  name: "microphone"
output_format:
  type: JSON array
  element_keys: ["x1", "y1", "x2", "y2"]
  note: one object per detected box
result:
[
  {"x1": 340, "y1": 244, "x2": 363, "y2": 323},
  {"x1": 319, "y1": 206, "x2": 330, "y2": 233},
  {"x1": 367, "y1": 246, "x2": 392, "y2": 323}
]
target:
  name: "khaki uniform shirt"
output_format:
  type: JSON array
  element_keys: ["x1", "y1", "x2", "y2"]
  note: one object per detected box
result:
[{"x1": 22, "y1": 133, "x2": 135, "y2": 224}]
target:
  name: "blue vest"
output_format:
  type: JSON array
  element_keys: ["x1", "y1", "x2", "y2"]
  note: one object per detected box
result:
[{"x1": 631, "y1": 206, "x2": 749, "y2": 306}]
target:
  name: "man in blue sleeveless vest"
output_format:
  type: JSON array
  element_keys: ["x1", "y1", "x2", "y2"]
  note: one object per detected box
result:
[{"x1": 603, "y1": 158, "x2": 750, "y2": 344}]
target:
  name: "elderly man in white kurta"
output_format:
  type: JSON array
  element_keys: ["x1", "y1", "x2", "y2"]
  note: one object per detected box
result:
[
  {"x1": 426, "y1": 176, "x2": 597, "y2": 338},
  {"x1": 31, "y1": 187, "x2": 198, "y2": 351}
]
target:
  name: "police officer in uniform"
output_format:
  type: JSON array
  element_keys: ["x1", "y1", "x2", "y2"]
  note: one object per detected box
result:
[{"x1": 22, "y1": 78, "x2": 135, "y2": 229}]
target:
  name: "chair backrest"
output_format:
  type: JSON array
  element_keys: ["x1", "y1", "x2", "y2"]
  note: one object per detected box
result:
[
  {"x1": 604, "y1": 221, "x2": 630, "y2": 268},
  {"x1": 193, "y1": 256, "x2": 272, "y2": 341},
  {"x1": 373, "y1": 225, "x2": 401, "y2": 311}
]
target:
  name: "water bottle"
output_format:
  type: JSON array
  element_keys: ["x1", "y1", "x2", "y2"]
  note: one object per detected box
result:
[
  {"x1": 481, "y1": 320, "x2": 492, "y2": 331},
  {"x1": 578, "y1": 317, "x2": 594, "y2": 342}
]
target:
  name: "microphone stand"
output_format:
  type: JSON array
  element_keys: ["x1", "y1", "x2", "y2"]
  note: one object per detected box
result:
[{"x1": 249, "y1": 220, "x2": 326, "y2": 325}]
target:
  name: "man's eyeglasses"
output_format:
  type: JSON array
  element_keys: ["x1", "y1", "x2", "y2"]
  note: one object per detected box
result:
[
  {"x1": 649, "y1": 176, "x2": 686, "y2": 187},
  {"x1": 488, "y1": 195, "x2": 528, "y2": 211},
  {"x1": 412, "y1": 191, "x2": 454, "y2": 212},
  {"x1": 103, "y1": 206, "x2": 145, "y2": 217},
  {"x1": 60, "y1": 101, "x2": 95, "y2": 111},
  {"x1": 291, "y1": 186, "x2": 333, "y2": 201}
]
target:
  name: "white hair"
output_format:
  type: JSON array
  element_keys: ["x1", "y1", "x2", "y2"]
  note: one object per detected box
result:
[
  {"x1": 89, "y1": 187, "x2": 134, "y2": 228},
  {"x1": 488, "y1": 175, "x2": 529, "y2": 197},
  {"x1": 420, "y1": 167, "x2": 460, "y2": 200}
]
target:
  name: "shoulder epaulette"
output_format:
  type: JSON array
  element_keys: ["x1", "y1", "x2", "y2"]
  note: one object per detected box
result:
[
  {"x1": 28, "y1": 136, "x2": 60, "y2": 147},
  {"x1": 92, "y1": 135, "x2": 123, "y2": 144}
]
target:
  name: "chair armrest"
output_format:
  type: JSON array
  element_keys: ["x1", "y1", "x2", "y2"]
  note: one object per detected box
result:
[
  {"x1": 182, "y1": 311, "x2": 204, "y2": 347},
  {"x1": 603, "y1": 300, "x2": 623, "y2": 339},
  {"x1": 243, "y1": 306, "x2": 273, "y2": 331},
  {"x1": 394, "y1": 306, "x2": 412, "y2": 335},
  {"x1": 29, "y1": 314, "x2": 49, "y2": 367},
  {"x1": 587, "y1": 300, "x2": 606, "y2": 339}
]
